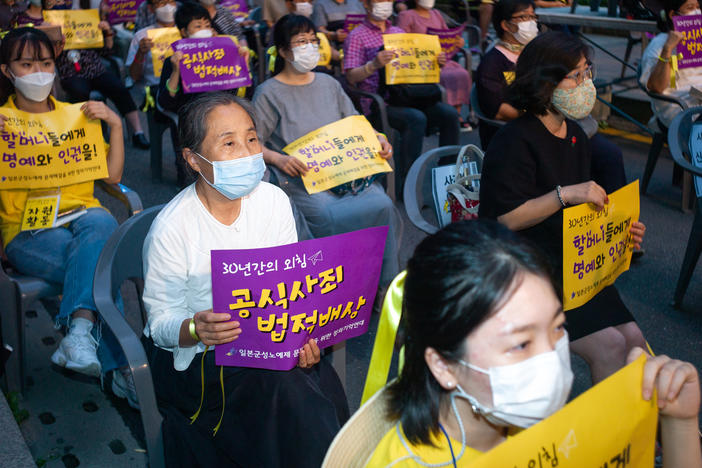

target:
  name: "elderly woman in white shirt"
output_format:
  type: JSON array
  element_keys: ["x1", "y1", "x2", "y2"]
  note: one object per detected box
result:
[{"x1": 141, "y1": 92, "x2": 349, "y2": 468}]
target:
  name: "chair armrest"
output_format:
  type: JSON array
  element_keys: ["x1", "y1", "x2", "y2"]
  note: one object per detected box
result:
[
  {"x1": 668, "y1": 107, "x2": 702, "y2": 179},
  {"x1": 345, "y1": 84, "x2": 392, "y2": 138},
  {"x1": 636, "y1": 73, "x2": 688, "y2": 110},
  {"x1": 96, "y1": 181, "x2": 144, "y2": 216},
  {"x1": 453, "y1": 47, "x2": 471, "y2": 73}
]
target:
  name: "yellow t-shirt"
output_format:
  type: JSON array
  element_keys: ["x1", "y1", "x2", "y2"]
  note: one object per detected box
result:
[
  {"x1": 367, "y1": 423, "x2": 484, "y2": 467},
  {"x1": 0, "y1": 96, "x2": 103, "y2": 246}
]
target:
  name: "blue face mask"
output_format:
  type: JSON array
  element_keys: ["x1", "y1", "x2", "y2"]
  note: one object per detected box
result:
[{"x1": 195, "y1": 151, "x2": 265, "y2": 200}]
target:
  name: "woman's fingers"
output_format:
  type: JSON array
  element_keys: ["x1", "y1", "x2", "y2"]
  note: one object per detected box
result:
[
  {"x1": 307, "y1": 339, "x2": 321, "y2": 364},
  {"x1": 642, "y1": 354, "x2": 671, "y2": 400},
  {"x1": 298, "y1": 344, "x2": 309, "y2": 367}
]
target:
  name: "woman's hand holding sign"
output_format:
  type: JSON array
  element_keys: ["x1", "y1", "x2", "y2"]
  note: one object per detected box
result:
[
  {"x1": 298, "y1": 339, "x2": 321, "y2": 368},
  {"x1": 628, "y1": 347, "x2": 702, "y2": 468},
  {"x1": 185, "y1": 310, "x2": 242, "y2": 346}
]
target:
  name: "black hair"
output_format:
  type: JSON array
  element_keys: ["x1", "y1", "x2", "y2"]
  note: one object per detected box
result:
[
  {"x1": 386, "y1": 219, "x2": 553, "y2": 446},
  {"x1": 272, "y1": 14, "x2": 317, "y2": 75},
  {"x1": 657, "y1": 0, "x2": 689, "y2": 31},
  {"x1": 175, "y1": 2, "x2": 211, "y2": 32},
  {"x1": 493, "y1": 0, "x2": 535, "y2": 38},
  {"x1": 506, "y1": 31, "x2": 591, "y2": 116},
  {"x1": 178, "y1": 91, "x2": 257, "y2": 154},
  {"x1": 0, "y1": 27, "x2": 56, "y2": 105}
]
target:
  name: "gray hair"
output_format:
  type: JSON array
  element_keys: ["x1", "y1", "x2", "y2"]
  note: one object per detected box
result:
[{"x1": 178, "y1": 92, "x2": 258, "y2": 154}]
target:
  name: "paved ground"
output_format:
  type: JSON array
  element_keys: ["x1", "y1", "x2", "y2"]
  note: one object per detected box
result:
[{"x1": 5, "y1": 33, "x2": 702, "y2": 468}]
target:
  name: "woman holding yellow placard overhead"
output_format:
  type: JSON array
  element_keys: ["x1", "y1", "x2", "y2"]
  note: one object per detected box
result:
[
  {"x1": 0, "y1": 28, "x2": 138, "y2": 407},
  {"x1": 478, "y1": 32, "x2": 648, "y2": 386},
  {"x1": 253, "y1": 14, "x2": 401, "y2": 289},
  {"x1": 362, "y1": 220, "x2": 701, "y2": 467}
]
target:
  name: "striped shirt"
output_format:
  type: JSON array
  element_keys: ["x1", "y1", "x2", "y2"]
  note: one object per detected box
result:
[{"x1": 213, "y1": 4, "x2": 244, "y2": 40}]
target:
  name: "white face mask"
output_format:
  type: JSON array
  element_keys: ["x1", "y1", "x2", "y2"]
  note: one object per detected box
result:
[
  {"x1": 290, "y1": 43, "x2": 320, "y2": 73},
  {"x1": 190, "y1": 28, "x2": 213, "y2": 38},
  {"x1": 512, "y1": 20, "x2": 538, "y2": 45},
  {"x1": 371, "y1": 1, "x2": 393, "y2": 20},
  {"x1": 685, "y1": 8, "x2": 702, "y2": 15},
  {"x1": 294, "y1": 2, "x2": 313, "y2": 17},
  {"x1": 155, "y1": 3, "x2": 176, "y2": 23},
  {"x1": 417, "y1": 0, "x2": 434, "y2": 8},
  {"x1": 456, "y1": 333, "x2": 574, "y2": 428},
  {"x1": 12, "y1": 71, "x2": 55, "y2": 102}
]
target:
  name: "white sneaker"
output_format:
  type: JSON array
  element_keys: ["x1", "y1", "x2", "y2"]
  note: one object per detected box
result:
[
  {"x1": 112, "y1": 369, "x2": 139, "y2": 410},
  {"x1": 50, "y1": 331, "x2": 101, "y2": 378}
]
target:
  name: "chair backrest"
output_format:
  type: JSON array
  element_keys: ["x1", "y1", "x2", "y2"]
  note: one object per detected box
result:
[
  {"x1": 93, "y1": 205, "x2": 165, "y2": 468},
  {"x1": 668, "y1": 106, "x2": 702, "y2": 199},
  {"x1": 470, "y1": 84, "x2": 505, "y2": 128},
  {"x1": 403, "y1": 145, "x2": 465, "y2": 234},
  {"x1": 322, "y1": 384, "x2": 395, "y2": 468}
]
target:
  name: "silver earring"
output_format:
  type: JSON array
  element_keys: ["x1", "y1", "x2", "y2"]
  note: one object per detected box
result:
[{"x1": 446, "y1": 381, "x2": 453, "y2": 388}]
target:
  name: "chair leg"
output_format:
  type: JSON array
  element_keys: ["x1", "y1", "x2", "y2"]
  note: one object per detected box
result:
[
  {"x1": 147, "y1": 111, "x2": 163, "y2": 182},
  {"x1": 0, "y1": 287, "x2": 22, "y2": 393},
  {"x1": 641, "y1": 131, "x2": 664, "y2": 194},
  {"x1": 673, "y1": 203, "x2": 702, "y2": 308}
]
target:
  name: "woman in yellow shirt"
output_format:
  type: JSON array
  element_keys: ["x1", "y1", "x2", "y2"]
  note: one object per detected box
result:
[
  {"x1": 0, "y1": 27, "x2": 136, "y2": 407},
  {"x1": 367, "y1": 220, "x2": 701, "y2": 467}
]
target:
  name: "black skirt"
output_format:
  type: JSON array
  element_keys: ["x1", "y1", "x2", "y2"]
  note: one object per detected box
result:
[
  {"x1": 564, "y1": 285, "x2": 635, "y2": 341},
  {"x1": 143, "y1": 337, "x2": 350, "y2": 468}
]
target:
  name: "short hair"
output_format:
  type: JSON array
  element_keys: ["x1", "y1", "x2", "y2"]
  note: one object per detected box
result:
[
  {"x1": 506, "y1": 31, "x2": 591, "y2": 116},
  {"x1": 272, "y1": 14, "x2": 317, "y2": 75},
  {"x1": 386, "y1": 219, "x2": 554, "y2": 445},
  {"x1": 178, "y1": 92, "x2": 257, "y2": 154},
  {"x1": 175, "y1": 2, "x2": 211, "y2": 32},
  {"x1": 493, "y1": 0, "x2": 535, "y2": 38},
  {"x1": 0, "y1": 27, "x2": 56, "y2": 105}
]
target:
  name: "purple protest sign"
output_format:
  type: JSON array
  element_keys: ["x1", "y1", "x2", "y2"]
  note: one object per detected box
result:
[
  {"x1": 673, "y1": 14, "x2": 702, "y2": 69},
  {"x1": 220, "y1": 0, "x2": 249, "y2": 18},
  {"x1": 426, "y1": 25, "x2": 465, "y2": 60},
  {"x1": 173, "y1": 36, "x2": 252, "y2": 93},
  {"x1": 343, "y1": 14, "x2": 366, "y2": 33},
  {"x1": 212, "y1": 227, "x2": 387, "y2": 370},
  {"x1": 105, "y1": 0, "x2": 144, "y2": 24}
]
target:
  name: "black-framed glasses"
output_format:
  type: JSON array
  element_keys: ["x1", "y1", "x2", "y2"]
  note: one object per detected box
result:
[{"x1": 510, "y1": 13, "x2": 538, "y2": 22}]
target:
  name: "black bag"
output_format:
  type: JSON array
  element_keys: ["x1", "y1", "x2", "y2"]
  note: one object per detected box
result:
[{"x1": 386, "y1": 84, "x2": 442, "y2": 109}]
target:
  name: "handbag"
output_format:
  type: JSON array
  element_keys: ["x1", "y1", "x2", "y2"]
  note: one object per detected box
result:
[
  {"x1": 445, "y1": 144, "x2": 483, "y2": 222},
  {"x1": 386, "y1": 84, "x2": 442, "y2": 109}
]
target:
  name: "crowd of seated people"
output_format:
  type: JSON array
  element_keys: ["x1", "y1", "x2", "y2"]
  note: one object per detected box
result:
[{"x1": 1, "y1": 0, "x2": 702, "y2": 466}]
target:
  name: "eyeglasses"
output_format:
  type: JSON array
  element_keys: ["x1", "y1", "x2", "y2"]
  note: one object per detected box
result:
[
  {"x1": 291, "y1": 37, "x2": 320, "y2": 47},
  {"x1": 510, "y1": 13, "x2": 538, "y2": 22},
  {"x1": 564, "y1": 64, "x2": 594, "y2": 84}
]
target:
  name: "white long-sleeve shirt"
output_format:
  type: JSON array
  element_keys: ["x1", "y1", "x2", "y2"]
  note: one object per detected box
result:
[{"x1": 142, "y1": 182, "x2": 297, "y2": 370}]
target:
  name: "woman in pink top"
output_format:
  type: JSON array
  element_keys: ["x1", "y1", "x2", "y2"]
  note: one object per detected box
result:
[{"x1": 397, "y1": 0, "x2": 472, "y2": 129}]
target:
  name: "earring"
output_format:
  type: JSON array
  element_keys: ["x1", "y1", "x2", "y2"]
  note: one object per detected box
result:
[{"x1": 446, "y1": 381, "x2": 453, "y2": 388}]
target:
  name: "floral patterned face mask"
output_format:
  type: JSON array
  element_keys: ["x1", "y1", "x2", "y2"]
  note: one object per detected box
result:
[{"x1": 551, "y1": 79, "x2": 596, "y2": 120}]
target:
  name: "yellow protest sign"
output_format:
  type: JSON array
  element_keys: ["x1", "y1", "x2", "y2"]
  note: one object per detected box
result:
[
  {"x1": 282, "y1": 115, "x2": 392, "y2": 194},
  {"x1": 562, "y1": 180, "x2": 640, "y2": 311},
  {"x1": 147, "y1": 27, "x2": 181, "y2": 78},
  {"x1": 0, "y1": 103, "x2": 108, "y2": 190},
  {"x1": 20, "y1": 193, "x2": 60, "y2": 231},
  {"x1": 383, "y1": 33, "x2": 441, "y2": 85},
  {"x1": 43, "y1": 9, "x2": 104, "y2": 50},
  {"x1": 317, "y1": 32, "x2": 332, "y2": 67},
  {"x1": 469, "y1": 354, "x2": 657, "y2": 467}
]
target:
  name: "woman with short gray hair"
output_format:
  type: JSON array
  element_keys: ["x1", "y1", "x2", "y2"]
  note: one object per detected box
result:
[{"x1": 141, "y1": 92, "x2": 349, "y2": 467}]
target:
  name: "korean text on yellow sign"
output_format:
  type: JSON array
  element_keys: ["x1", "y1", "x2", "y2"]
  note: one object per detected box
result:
[
  {"x1": 469, "y1": 354, "x2": 657, "y2": 467},
  {"x1": 382, "y1": 33, "x2": 441, "y2": 85},
  {"x1": 20, "y1": 193, "x2": 60, "y2": 231},
  {"x1": 0, "y1": 103, "x2": 108, "y2": 190},
  {"x1": 282, "y1": 115, "x2": 392, "y2": 194},
  {"x1": 148, "y1": 27, "x2": 181, "y2": 78},
  {"x1": 562, "y1": 180, "x2": 640, "y2": 311},
  {"x1": 43, "y1": 9, "x2": 104, "y2": 50}
]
